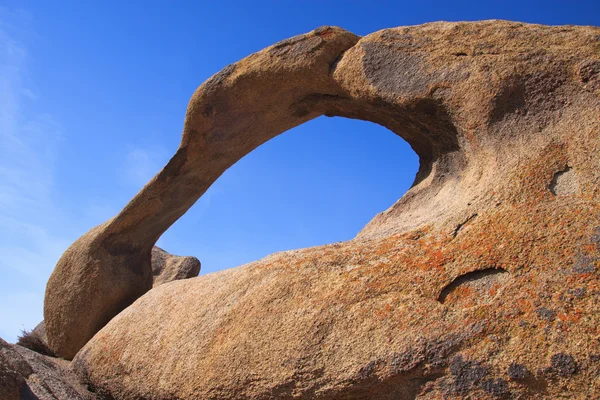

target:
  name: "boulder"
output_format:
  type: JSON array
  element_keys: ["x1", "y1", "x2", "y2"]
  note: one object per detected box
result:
[
  {"x1": 68, "y1": 21, "x2": 600, "y2": 399},
  {"x1": 151, "y1": 247, "x2": 200, "y2": 287},
  {"x1": 0, "y1": 337, "x2": 97, "y2": 400},
  {"x1": 31, "y1": 321, "x2": 48, "y2": 344}
]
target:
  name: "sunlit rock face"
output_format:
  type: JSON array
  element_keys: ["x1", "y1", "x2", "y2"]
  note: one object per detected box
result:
[{"x1": 44, "y1": 20, "x2": 600, "y2": 399}]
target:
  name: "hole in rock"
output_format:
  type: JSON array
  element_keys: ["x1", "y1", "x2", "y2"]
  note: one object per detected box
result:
[
  {"x1": 438, "y1": 268, "x2": 510, "y2": 307},
  {"x1": 548, "y1": 165, "x2": 578, "y2": 196},
  {"x1": 160, "y1": 117, "x2": 419, "y2": 274}
]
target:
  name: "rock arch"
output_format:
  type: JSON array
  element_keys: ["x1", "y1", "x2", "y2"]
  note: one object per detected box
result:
[{"x1": 44, "y1": 21, "x2": 600, "y2": 361}]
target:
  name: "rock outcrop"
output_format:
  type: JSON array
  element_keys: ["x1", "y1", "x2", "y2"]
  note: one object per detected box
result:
[
  {"x1": 43, "y1": 20, "x2": 600, "y2": 398},
  {"x1": 31, "y1": 321, "x2": 48, "y2": 345},
  {"x1": 151, "y1": 247, "x2": 200, "y2": 287},
  {"x1": 0, "y1": 337, "x2": 98, "y2": 399}
]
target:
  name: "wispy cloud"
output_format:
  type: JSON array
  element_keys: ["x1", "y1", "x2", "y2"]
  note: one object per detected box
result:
[{"x1": 0, "y1": 8, "x2": 68, "y2": 342}]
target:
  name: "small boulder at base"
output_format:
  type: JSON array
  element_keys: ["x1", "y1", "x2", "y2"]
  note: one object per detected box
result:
[
  {"x1": 151, "y1": 247, "x2": 200, "y2": 287},
  {"x1": 0, "y1": 337, "x2": 98, "y2": 400}
]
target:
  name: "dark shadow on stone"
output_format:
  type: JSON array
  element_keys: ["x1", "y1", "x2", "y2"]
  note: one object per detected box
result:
[
  {"x1": 438, "y1": 268, "x2": 508, "y2": 304},
  {"x1": 548, "y1": 165, "x2": 576, "y2": 196}
]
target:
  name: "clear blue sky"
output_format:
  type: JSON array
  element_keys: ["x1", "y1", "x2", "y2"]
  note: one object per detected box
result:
[{"x1": 1, "y1": 1, "x2": 599, "y2": 342}]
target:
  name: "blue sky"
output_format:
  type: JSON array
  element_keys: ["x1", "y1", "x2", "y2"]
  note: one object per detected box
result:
[{"x1": 1, "y1": 1, "x2": 599, "y2": 342}]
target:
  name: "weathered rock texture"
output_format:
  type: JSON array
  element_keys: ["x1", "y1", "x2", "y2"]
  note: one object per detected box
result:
[
  {"x1": 151, "y1": 246, "x2": 200, "y2": 287},
  {"x1": 42, "y1": 20, "x2": 599, "y2": 398},
  {"x1": 0, "y1": 337, "x2": 98, "y2": 399}
]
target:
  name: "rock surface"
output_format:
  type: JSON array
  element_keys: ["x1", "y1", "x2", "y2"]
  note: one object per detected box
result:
[
  {"x1": 46, "y1": 20, "x2": 600, "y2": 398},
  {"x1": 151, "y1": 246, "x2": 200, "y2": 287},
  {"x1": 31, "y1": 322, "x2": 48, "y2": 345},
  {"x1": 0, "y1": 337, "x2": 97, "y2": 399}
]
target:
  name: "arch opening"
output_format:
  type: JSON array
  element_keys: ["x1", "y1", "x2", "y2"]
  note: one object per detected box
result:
[
  {"x1": 303, "y1": 94, "x2": 461, "y2": 186},
  {"x1": 162, "y1": 115, "x2": 420, "y2": 274},
  {"x1": 107, "y1": 92, "x2": 462, "y2": 247}
]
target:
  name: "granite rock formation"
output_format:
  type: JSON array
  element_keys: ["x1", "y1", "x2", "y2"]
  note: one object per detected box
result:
[
  {"x1": 151, "y1": 246, "x2": 200, "y2": 287},
  {"x1": 40, "y1": 20, "x2": 600, "y2": 398},
  {"x1": 0, "y1": 338, "x2": 97, "y2": 400}
]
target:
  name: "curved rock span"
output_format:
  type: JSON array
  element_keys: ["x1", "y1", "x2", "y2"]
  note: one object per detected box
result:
[{"x1": 43, "y1": 21, "x2": 599, "y2": 398}]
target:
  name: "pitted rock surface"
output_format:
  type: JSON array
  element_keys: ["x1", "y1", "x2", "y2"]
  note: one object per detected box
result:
[
  {"x1": 40, "y1": 20, "x2": 600, "y2": 399},
  {"x1": 0, "y1": 338, "x2": 97, "y2": 400}
]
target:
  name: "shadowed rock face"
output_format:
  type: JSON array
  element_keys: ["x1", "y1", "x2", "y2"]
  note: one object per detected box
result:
[
  {"x1": 151, "y1": 247, "x2": 200, "y2": 287},
  {"x1": 45, "y1": 20, "x2": 600, "y2": 399},
  {"x1": 0, "y1": 338, "x2": 98, "y2": 400}
]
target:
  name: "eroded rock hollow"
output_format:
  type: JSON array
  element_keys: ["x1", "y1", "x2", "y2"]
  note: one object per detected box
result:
[{"x1": 41, "y1": 21, "x2": 600, "y2": 399}]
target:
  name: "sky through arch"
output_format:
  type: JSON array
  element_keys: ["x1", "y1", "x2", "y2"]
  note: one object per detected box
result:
[{"x1": 157, "y1": 116, "x2": 419, "y2": 275}]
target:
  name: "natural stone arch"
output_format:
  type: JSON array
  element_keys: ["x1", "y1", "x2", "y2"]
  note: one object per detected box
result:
[
  {"x1": 45, "y1": 21, "x2": 600, "y2": 360},
  {"x1": 41, "y1": 21, "x2": 600, "y2": 400},
  {"x1": 45, "y1": 26, "x2": 465, "y2": 359}
]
